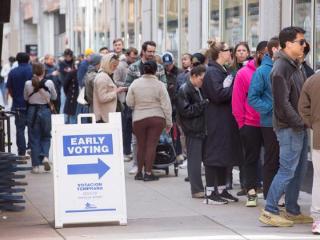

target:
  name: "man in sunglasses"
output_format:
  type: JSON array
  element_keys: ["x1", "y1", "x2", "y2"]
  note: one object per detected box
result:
[{"x1": 259, "y1": 26, "x2": 313, "y2": 227}]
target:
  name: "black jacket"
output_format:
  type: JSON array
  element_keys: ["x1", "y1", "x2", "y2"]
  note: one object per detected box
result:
[
  {"x1": 201, "y1": 62, "x2": 243, "y2": 167},
  {"x1": 271, "y1": 50, "x2": 307, "y2": 130},
  {"x1": 176, "y1": 79, "x2": 208, "y2": 139}
]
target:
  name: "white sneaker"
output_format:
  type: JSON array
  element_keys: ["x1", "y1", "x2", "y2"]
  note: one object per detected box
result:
[
  {"x1": 31, "y1": 166, "x2": 40, "y2": 174},
  {"x1": 124, "y1": 154, "x2": 132, "y2": 162},
  {"x1": 179, "y1": 160, "x2": 187, "y2": 169},
  {"x1": 129, "y1": 165, "x2": 138, "y2": 175},
  {"x1": 42, "y1": 157, "x2": 51, "y2": 171},
  {"x1": 312, "y1": 220, "x2": 320, "y2": 234}
]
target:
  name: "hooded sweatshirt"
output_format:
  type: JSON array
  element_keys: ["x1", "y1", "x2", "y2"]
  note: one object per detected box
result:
[
  {"x1": 232, "y1": 59, "x2": 260, "y2": 129},
  {"x1": 248, "y1": 54, "x2": 273, "y2": 127}
]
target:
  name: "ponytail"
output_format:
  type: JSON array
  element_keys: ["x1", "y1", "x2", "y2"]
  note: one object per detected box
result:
[{"x1": 31, "y1": 63, "x2": 45, "y2": 91}]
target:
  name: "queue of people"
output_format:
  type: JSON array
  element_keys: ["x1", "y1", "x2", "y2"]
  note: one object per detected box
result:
[{"x1": 2, "y1": 26, "x2": 320, "y2": 235}]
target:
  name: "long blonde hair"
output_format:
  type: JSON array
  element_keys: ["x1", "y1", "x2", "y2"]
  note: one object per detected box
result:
[{"x1": 100, "y1": 53, "x2": 119, "y2": 75}]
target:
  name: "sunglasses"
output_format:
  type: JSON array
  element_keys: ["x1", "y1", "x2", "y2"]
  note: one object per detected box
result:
[
  {"x1": 292, "y1": 39, "x2": 307, "y2": 46},
  {"x1": 221, "y1": 48, "x2": 231, "y2": 52}
]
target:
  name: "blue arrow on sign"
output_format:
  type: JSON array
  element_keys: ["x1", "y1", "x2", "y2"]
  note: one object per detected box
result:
[{"x1": 67, "y1": 158, "x2": 110, "y2": 179}]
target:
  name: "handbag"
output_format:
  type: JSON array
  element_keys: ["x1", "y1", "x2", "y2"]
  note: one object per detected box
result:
[{"x1": 77, "y1": 87, "x2": 88, "y2": 105}]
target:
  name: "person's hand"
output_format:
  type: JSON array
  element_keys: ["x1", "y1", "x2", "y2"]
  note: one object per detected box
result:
[
  {"x1": 116, "y1": 87, "x2": 127, "y2": 93},
  {"x1": 165, "y1": 126, "x2": 171, "y2": 134},
  {"x1": 52, "y1": 70, "x2": 59, "y2": 76}
]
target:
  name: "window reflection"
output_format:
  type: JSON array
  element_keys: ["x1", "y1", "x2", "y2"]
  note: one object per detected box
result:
[
  {"x1": 120, "y1": 0, "x2": 126, "y2": 43},
  {"x1": 136, "y1": 0, "x2": 142, "y2": 47},
  {"x1": 209, "y1": 0, "x2": 220, "y2": 39},
  {"x1": 73, "y1": 2, "x2": 86, "y2": 54},
  {"x1": 157, "y1": 0, "x2": 164, "y2": 52},
  {"x1": 247, "y1": 0, "x2": 259, "y2": 50},
  {"x1": 315, "y1": 0, "x2": 320, "y2": 69},
  {"x1": 93, "y1": 0, "x2": 109, "y2": 50},
  {"x1": 222, "y1": 0, "x2": 243, "y2": 47},
  {"x1": 180, "y1": 0, "x2": 189, "y2": 55},
  {"x1": 293, "y1": 0, "x2": 312, "y2": 43},
  {"x1": 166, "y1": 0, "x2": 178, "y2": 59},
  {"x1": 128, "y1": 0, "x2": 135, "y2": 47}
]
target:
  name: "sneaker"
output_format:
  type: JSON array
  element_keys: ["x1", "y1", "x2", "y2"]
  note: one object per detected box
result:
[
  {"x1": 312, "y1": 220, "x2": 320, "y2": 234},
  {"x1": 219, "y1": 189, "x2": 239, "y2": 202},
  {"x1": 31, "y1": 166, "x2": 40, "y2": 174},
  {"x1": 26, "y1": 149, "x2": 32, "y2": 156},
  {"x1": 204, "y1": 192, "x2": 228, "y2": 205},
  {"x1": 134, "y1": 172, "x2": 143, "y2": 180},
  {"x1": 281, "y1": 211, "x2": 313, "y2": 224},
  {"x1": 192, "y1": 192, "x2": 205, "y2": 198},
  {"x1": 246, "y1": 189, "x2": 257, "y2": 207},
  {"x1": 237, "y1": 188, "x2": 246, "y2": 196},
  {"x1": 124, "y1": 154, "x2": 132, "y2": 162},
  {"x1": 259, "y1": 209, "x2": 294, "y2": 227},
  {"x1": 256, "y1": 187, "x2": 264, "y2": 199},
  {"x1": 179, "y1": 160, "x2": 187, "y2": 169},
  {"x1": 129, "y1": 165, "x2": 138, "y2": 175},
  {"x1": 42, "y1": 157, "x2": 51, "y2": 171},
  {"x1": 143, "y1": 173, "x2": 159, "y2": 181}
]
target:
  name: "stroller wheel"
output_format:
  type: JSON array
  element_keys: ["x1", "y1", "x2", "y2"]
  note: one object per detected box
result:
[
  {"x1": 174, "y1": 167, "x2": 178, "y2": 177},
  {"x1": 165, "y1": 168, "x2": 169, "y2": 175}
]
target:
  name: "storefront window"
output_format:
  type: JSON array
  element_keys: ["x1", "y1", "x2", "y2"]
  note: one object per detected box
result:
[
  {"x1": 209, "y1": 0, "x2": 220, "y2": 39},
  {"x1": 136, "y1": 0, "x2": 142, "y2": 48},
  {"x1": 247, "y1": 0, "x2": 259, "y2": 50},
  {"x1": 222, "y1": 0, "x2": 243, "y2": 47},
  {"x1": 73, "y1": 1, "x2": 86, "y2": 54},
  {"x1": 166, "y1": 0, "x2": 178, "y2": 59},
  {"x1": 128, "y1": 0, "x2": 135, "y2": 47},
  {"x1": 180, "y1": 0, "x2": 189, "y2": 55},
  {"x1": 157, "y1": 0, "x2": 164, "y2": 52},
  {"x1": 315, "y1": 0, "x2": 320, "y2": 69},
  {"x1": 93, "y1": 0, "x2": 109, "y2": 50},
  {"x1": 120, "y1": 0, "x2": 126, "y2": 41},
  {"x1": 293, "y1": 0, "x2": 312, "y2": 43}
]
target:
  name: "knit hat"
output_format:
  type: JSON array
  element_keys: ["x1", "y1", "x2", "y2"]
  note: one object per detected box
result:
[
  {"x1": 89, "y1": 54, "x2": 102, "y2": 66},
  {"x1": 84, "y1": 48, "x2": 94, "y2": 57}
]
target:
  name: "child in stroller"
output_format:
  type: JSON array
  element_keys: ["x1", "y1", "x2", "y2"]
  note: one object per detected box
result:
[{"x1": 153, "y1": 130, "x2": 179, "y2": 176}]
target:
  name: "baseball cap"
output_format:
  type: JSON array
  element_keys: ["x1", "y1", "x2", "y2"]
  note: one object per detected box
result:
[{"x1": 162, "y1": 52, "x2": 174, "y2": 65}]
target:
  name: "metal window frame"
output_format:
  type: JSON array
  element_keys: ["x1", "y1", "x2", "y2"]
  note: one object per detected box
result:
[{"x1": 291, "y1": 0, "x2": 315, "y2": 68}]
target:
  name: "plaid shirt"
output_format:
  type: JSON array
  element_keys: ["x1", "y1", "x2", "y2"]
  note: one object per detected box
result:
[{"x1": 125, "y1": 59, "x2": 167, "y2": 87}]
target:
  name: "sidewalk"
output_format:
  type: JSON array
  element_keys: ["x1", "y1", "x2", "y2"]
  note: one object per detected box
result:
[{"x1": 0, "y1": 161, "x2": 318, "y2": 240}]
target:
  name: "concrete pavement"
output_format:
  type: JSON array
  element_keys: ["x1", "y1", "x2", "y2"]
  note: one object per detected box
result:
[{"x1": 0, "y1": 161, "x2": 318, "y2": 240}]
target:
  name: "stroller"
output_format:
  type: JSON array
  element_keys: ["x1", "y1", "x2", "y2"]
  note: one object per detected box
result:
[{"x1": 153, "y1": 130, "x2": 179, "y2": 176}]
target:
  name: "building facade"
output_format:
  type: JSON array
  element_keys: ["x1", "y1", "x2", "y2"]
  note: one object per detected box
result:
[{"x1": 1, "y1": 0, "x2": 320, "y2": 69}]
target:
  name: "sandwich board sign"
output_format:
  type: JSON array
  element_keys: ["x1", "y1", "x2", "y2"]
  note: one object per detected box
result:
[{"x1": 52, "y1": 113, "x2": 127, "y2": 228}]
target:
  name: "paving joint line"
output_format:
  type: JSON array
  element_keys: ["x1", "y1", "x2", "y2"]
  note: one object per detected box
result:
[
  {"x1": 23, "y1": 192, "x2": 66, "y2": 240},
  {"x1": 143, "y1": 183, "x2": 248, "y2": 239}
]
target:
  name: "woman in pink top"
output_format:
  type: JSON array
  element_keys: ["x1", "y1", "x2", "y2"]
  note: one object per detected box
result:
[{"x1": 232, "y1": 41, "x2": 268, "y2": 207}]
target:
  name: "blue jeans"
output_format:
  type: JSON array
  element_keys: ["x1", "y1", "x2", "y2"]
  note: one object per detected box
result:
[
  {"x1": 27, "y1": 105, "x2": 52, "y2": 167},
  {"x1": 14, "y1": 110, "x2": 28, "y2": 156},
  {"x1": 76, "y1": 103, "x2": 89, "y2": 123},
  {"x1": 265, "y1": 128, "x2": 308, "y2": 215},
  {"x1": 64, "y1": 114, "x2": 77, "y2": 124}
]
